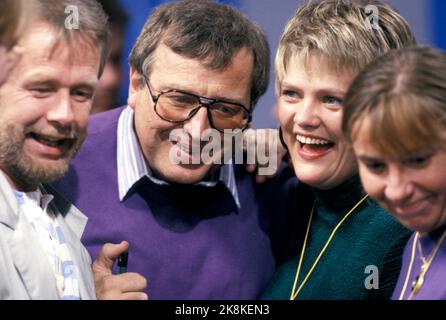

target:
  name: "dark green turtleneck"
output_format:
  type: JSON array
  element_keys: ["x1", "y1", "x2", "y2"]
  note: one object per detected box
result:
[{"x1": 261, "y1": 175, "x2": 411, "y2": 300}]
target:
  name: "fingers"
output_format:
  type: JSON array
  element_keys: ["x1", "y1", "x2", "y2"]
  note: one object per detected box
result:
[
  {"x1": 243, "y1": 128, "x2": 270, "y2": 167},
  {"x1": 96, "y1": 272, "x2": 148, "y2": 300},
  {"x1": 121, "y1": 292, "x2": 149, "y2": 300},
  {"x1": 115, "y1": 272, "x2": 148, "y2": 292},
  {"x1": 242, "y1": 128, "x2": 257, "y2": 152},
  {"x1": 92, "y1": 241, "x2": 129, "y2": 276},
  {"x1": 99, "y1": 272, "x2": 147, "y2": 293},
  {"x1": 243, "y1": 129, "x2": 286, "y2": 182},
  {"x1": 93, "y1": 242, "x2": 149, "y2": 300},
  {"x1": 102, "y1": 241, "x2": 129, "y2": 262}
]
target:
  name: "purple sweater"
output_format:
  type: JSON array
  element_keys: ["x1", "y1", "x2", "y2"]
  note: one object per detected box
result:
[
  {"x1": 52, "y1": 107, "x2": 297, "y2": 300},
  {"x1": 392, "y1": 225, "x2": 446, "y2": 300}
]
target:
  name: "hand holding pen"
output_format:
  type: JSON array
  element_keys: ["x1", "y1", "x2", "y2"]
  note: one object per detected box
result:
[{"x1": 92, "y1": 241, "x2": 148, "y2": 300}]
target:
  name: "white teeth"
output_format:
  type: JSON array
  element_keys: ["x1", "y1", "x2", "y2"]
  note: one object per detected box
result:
[
  {"x1": 296, "y1": 135, "x2": 331, "y2": 145},
  {"x1": 39, "y1": 139, "x2": 59, "y2": 147},
  {"x1": 34, "y1": 135, "x2": 64, "y2": 147},
  {"x1": 40, "y1": 138, "x2": 60, "y2": 147},
  {"x1": 44, "y1": 138, "x2": 59, "y2": 143}
]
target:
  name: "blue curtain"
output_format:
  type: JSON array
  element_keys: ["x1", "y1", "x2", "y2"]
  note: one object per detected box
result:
[{"x1": 432, "y1": 0, "x2": 446, "y2": 50}]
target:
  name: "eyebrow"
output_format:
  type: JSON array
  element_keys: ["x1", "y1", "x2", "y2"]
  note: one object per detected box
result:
[
  {"x1": 280, "y1": 81, "x2": 346, "y2": 97},
  {"x1": 158, "y1": 83, "x2": 248, "y2": 106},
  {"x1": 211, "y1": 95, "x2": 247, "y2": 105},
  {"x1": 317, "y1": 88, "x2": 346, "y2": 97},
  {"x1": 357, "y1": 155, "x2": 382, "y2": 162},
  {"x1": 26, "y1": 76, "x2": 98, "y2": 90}
]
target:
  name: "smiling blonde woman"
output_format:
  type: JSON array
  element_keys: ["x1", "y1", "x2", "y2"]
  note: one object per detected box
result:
[{"x1": 261, "y1": 0, "x2": 415, "y2": 300}]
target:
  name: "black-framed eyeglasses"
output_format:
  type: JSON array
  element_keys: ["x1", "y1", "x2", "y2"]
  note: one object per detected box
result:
[{"x1": 144, "y1": 77, "x2": 252, "y2": 132}]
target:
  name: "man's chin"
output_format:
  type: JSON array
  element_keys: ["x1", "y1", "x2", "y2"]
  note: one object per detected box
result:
[
  {"x1": 16, "y1": 156, "x2": 72, "y2": 183},
  {"x1": 157, "y1": 163, "x2": 219, "y2": 185}
]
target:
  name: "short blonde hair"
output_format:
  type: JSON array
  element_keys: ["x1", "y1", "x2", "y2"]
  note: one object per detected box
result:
[
  {"x1": 343, "y1": 46, "x2": 446, "y2": 159},
  {"x1": 275, "y1": 0, "x2": 415, "y2": 95}
]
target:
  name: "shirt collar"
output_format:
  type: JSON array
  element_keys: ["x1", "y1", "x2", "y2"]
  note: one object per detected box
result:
[
  {"x1": 116, "y1": 106, "x2": 240, "y2": 208},
  {"x1": 13, "y1": 187, "x2": 54, "y2": 212}
]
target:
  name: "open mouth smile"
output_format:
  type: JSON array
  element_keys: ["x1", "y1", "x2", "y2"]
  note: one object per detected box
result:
[
  {"x1": 296, "y1": 134, "x2": 335, "y2": 160},
  {"x1": 26, "y1": 132, "x2": 75, "y2": 157}
]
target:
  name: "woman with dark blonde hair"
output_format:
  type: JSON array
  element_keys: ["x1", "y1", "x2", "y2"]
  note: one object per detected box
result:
[{"x1": 343, "y1": 46, "x2": 446, "y2": 300}]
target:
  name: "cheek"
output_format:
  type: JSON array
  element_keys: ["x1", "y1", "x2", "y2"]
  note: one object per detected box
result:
[
  {"x1": 277, "y1": 102, "x2": 295, "y2": 140},
  {"x1": 0, "y1": 67, "x2": 8, "y2": 86},
  {"x1": 358, "y1": 166, "x2": 382, "y2": 199},
  {"x1": 74, "y1": 108, "x2": 91, "y2": 130},
  {"x1": 277, "y1": 101, "x2": 294, "y2": 125},
  {"x1": 0, "y1": 48, "x2": 10, "y2": 86},
  {"x1": 322, "y1": 111, "x2": 343, "y2": 139},
  {"x1": 419, "y1": 170, "x2": 446, "y2": 192},
  {"x1": 1, "y1": 104, "x2": 44, "y2": 128},
  {"x1": 337, "y1": 142, "x2": 357, "y2": 169},
  {"x1": 134, "y1": 96, "x2": 159, "y2": 130},
  {"x1": 134, "y1": 104, "x2": 174, "y2": 149}
]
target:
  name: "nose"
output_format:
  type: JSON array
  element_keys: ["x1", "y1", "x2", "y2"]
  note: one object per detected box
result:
[
  {"x1": 183, "y1": 106, "x2": 211, "y2": 140},
  {"x1": 46, "y1": 92, "x2": 75, "y2": 127},
  {"x1": 293, "y1": 99, "x2": 321, "y2": 129},
  {"x1": 384, "y1": 167, "x2": 414, "y2": 205}
]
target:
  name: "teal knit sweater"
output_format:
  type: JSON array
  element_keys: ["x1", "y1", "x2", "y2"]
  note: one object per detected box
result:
[{"x1": 261, "y1": 175, "x2": 411, "y2": 300}]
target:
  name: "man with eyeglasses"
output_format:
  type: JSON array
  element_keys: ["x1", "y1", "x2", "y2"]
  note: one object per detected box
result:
[
  {"x1": 52, "y1": 0, "x2": 296, "y2": 300},
  {"x1": 144, "y1": 76, "x2": 252, "y2": 132}
]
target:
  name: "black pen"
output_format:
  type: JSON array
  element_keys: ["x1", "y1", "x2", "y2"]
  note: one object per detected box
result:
[{"x1": 118, "y1": 251, "x2": 128, "y2": 274}]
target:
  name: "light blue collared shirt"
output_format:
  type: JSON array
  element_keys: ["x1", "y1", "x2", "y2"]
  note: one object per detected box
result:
[{"x1": 116, "y1": 106, "x2": 240, "y2": 208}]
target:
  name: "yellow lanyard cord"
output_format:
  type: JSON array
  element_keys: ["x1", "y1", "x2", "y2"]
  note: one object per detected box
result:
[
  {"x1": 398, "y1": 232, "x2": 418, "y2": 300},
  {"x1": 289, "y1": 201, "x2": 315, "y2": 300},
  {"x1": 290, "y1": 194, "x2": 369, "y2": 300},
  {"x1": 399, "y1": 229, "x2": 446, "y2": 300}
]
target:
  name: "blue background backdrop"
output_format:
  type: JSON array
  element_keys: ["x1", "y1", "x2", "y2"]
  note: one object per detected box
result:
[{"x1": 116, "y1": 0, "x2": 445, "y2": 128}]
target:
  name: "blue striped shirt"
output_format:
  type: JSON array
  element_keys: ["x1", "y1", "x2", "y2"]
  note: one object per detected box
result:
[
  {"x1": 14, "y1": 189, "x2": 81, "y2": 300},
  {"x1": 116, "y1": 106, "x2": 240, "y2": 208}
]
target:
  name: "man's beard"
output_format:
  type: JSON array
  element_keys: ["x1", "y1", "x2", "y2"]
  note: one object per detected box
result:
[{"x1": 0, "y1": 123, "x2": 85, "y2": 190}]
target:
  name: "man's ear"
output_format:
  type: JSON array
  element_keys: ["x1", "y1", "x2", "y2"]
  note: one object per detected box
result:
[{"x1": 127, "y1": 67, "x2": 144, "y2": 110}]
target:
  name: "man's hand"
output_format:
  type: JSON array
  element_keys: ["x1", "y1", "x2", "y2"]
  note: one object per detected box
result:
[
  {"x1": 244, "y1": 128, "x2": 288, "y2": 183},
  {"x1": 92, "y1": 241, "x2": 148, "y2": 300}
]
